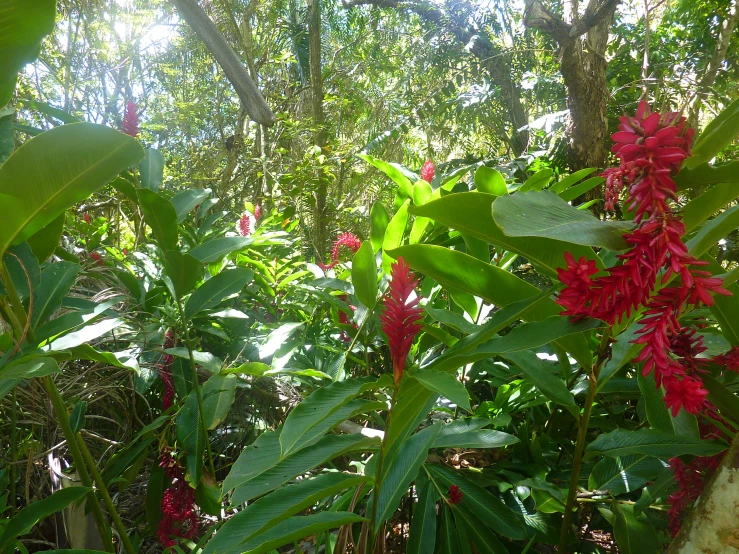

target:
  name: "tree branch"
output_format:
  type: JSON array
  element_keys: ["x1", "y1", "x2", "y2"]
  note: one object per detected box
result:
[
  {"x1": 524, "y1": 0, "x2": 621, "y2": 43},
  {"x1": 169, "y1": 0, "x2": 275, "y2": 126}
]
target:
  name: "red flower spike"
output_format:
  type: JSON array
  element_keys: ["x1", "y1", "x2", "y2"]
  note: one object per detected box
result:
[
  {"x1": 157, "y1": 454, "x2": 198, "y2": 547},
  {"x1": 84, "y1": 212, "x2": 91, "y2": 225},
  {"x1": 318, "y1": 232, "x2": 361, "y2": 270},
  {"x1": 712, "y1": 346, "x2": 739, "y2": 373},
  {"x1": 121, "y1": 99, "x2": 139, "y2": 138},
  {"x1": 380, "y1": 257, "x2": 424, "y2": 385},
  {"x1": 237, "y1": 213, "x2": 251, "y2": 236},
  {"x1": 254, "y1": 204, "x2": 262, "y2": 220},
  {"x1": 448, "y1": 485, "x2": 463, "y2": 505},
  {"x1": 421, "y1": 160, "x2": 435, "y2": 183},
  {"x1": 556, "y1": 101, "x2": 730, "y2": 416}
]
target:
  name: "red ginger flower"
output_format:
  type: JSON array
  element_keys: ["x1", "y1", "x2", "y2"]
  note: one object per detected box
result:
[
  {"x1": 380, "y1": 257, "x2": 424, "y2": 385},
  {"x1": 712, "y1": 346, "x2": 739, "y2": 372},
  {"x1": 318, "y1": 232, "x2": 361, "y2": 270},
  {"x1": 557, "y1": 100, "x2": 729, "y2": 416},
  {"x1": 421, "y1": 160, "x2": 435, "y2": 183},
  {"x1": 338, "y1": 294, "x2": 358, "y2": 342},
  {"x1": 237, "y1": 213, "x2": 251, "y2": 236},
  {"x1": 121, "y1": 99, "x2": 139, "y2": 138},
  {"x1": 83, "y1": 212, "x2": 91, "y2": 225},
  {"x1": 254, "y1": 204, "x2": 262, "y2": 220},
  {"x1": 157, "y1": 451, "x2": 198, "y2": 547},
  {"x1": 448, "y1": 485, "x2": 463, "y2": 505}
]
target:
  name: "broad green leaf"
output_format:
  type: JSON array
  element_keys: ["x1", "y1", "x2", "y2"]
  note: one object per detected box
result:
[
  {"x1": 589, "y1": 455, "x2": 664, "y2": 496},
  {"x1": 375, "y1": 425, "x2": 441, "y2": 526},
  {"x1": 550, "y1": 168, "x2": 598, "y2": 194},
  {"x1": 0, "y1": 487, "x2": 90, "y2": 548},
  {"x1": 637, "y1": 372, "x2": 698, "y2": 437},
  {"x1": 137, "y1": 189, "x2": 178, "y2": 251},
  {"x1": 43, "y1": 318, "x2": 124, "y2": 351},
  {"x1": 382, "y1": 200, "x2": 410, "y2": 272},
  {"x1": 139, "y1": 148, "x2": 165, "y2": 191},
  {"x1": 520, "y1": 168, "x2": 553, "y2": 192},
  {"x1": 0, "y1": 0, "x2": 56, "y2": 107},
  {"x1": 408, "y1": 368, "x2": 470, "y2": 412},
  {"x1": 687, "y1": 205, "x2": 739, "y2": 257},
  {"x1": 502, "y1": 350, "x2": 577, "y2": 407},
  {"x1": 437, "y1": 417, "x2": 492, "y2": 436},
  {"x1": 0, "y1": 356, "x2": 60, "y2": 381},
  {"x1": 438, "y1": 506, "x2": 462, "y2": 554},
  {"x1": 370, "y1": 202, "x2": 391, "y2": 252},
  {"x1": 492, "y1": 191, "x2": 634, "y2": 251},
  {"x1": 474, "y1": 166, "x2": 507, "y2": 195},
  {"x1": 146, "y1": 464, "x2": 166, "y2": 533},
  {"x1": 425, "y1": 464, "x2": 528, "y2": 539},
  {"x1": 702, "y1": 375, "x2": 739, "y2": 424},
  {"x1": 34, "y1": 300, "x2": 116, "y2": 344},
  {"x1": 69, "y1": 401, "x2": 87, "y2": 433},
  {"x1": 164, "y1": 250, "x2": 202, "y2": 299},
  {"x1": 383, "y1": 377, "x2": 438, "y2": 453},
  {"x1": 358, "y1": 153, "x2": 413, "y2": 199},
  {"x1": 26, "y1": 100, "x2": 82, "y2": 125},
  {"x1": 407, "y1": 473, "x2": 438, "y2": 554},
  {"x1": 431, "y1": 316, "x2": 601, "y2": 374},
  {"x1": 676, "y1": 160, "x2": 739, "y2": 188},
  {"x1": 686, "y1": 97, "x2": 739, "y2": 169},
  {"x1": 585, "y1": 429, "x2": 726, "y2": 459},
  {"x1": 0, "y1": 112, "x2": 13, "y2": 165},
  {"x1": 682, "y1": 183, "x2": 739, "y2": 233},
  {"x1": 31, "y1": 262, "x2": 80, "y2": 328},
  {"x1": 633, "y1": 467, "x2": 674, "y2": 516},
  {"x1": 229, "y1": 433, "x2": 379, "y2": 505},
  {"x1": 433, "y1": 429, "x2": 519, "y2": 449},
  {"x1": 426, "y1": 307, "x2": 478, "y2": 334},
  {"x1": 102, "y1": 437, "x2": 155, "y2": 489},
  {"x1": 0, "y1": 123, "x2": 144, "y2": 257},
  {"x1": 352, "y1": 241, "x2": 377, "y2": 309},
  {"x1": 410, "y1": 193, "x2": 603, "y2": 278},
  {"x1": 172, "y1": 188, "x2": 211, "y2": 222},
  {"x1": 290, "y1": 399, "x2": 383, "y2": 453},
  {"x1": 164, "y1": 347, "x2": 223, "y2": 372},
  {"x1": 612, "y1": 502, "x2": 659, "y2": 554},
  {"x1": 67, "y1": 344, "x2": 139, "y2": 372},
  {"x1": 238, "y1": 512, "x2": 366, "y2": 554},
  {"x1": 454, "y1": 506, "x2": 511, "y2": 554},
  {"x1": 223, "y1": 430, "x2": 281, "y2": 493},
  {"x1": 558, "y1": 177, "x2": 604, "y2": 202},
  {"x1": 176, "y1": 390, "x2": 206, "y2": 486},
  {"x1": 202, "y1": 473, "x2": 366, "y2": 554},
  {"x1": 188, "y1": 236, "x2": 253, "y2": 263},
  {"x1": 223, "y1": 361, "x2": 271, "y2": 377},
  {"x1": 202, "y1": 374, "x2": 237, "y2": 430},
  {"x1": 413, "y1": 179, "x2": 433, "y2": 205},
  {"x1": 280, "y1": 376, "x2": 384, "y2": 456},
  {"x1": 27, "y1": 214, "x2": 65, "y2": 262},
  {"x1": 185, "y1": 267, "x2": 253, "y2": 318}
]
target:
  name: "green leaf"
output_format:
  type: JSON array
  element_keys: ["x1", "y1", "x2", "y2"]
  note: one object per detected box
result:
[
  {"x1": 279, "y1": 376, "x2": 384, "y2": 456},
  {"x1": 612, "y1": 502, "x2": 659, "y2": 554},
  {"x1": 67, "y1": 344, "x2": 139, "y2": 372},
  {"x1": 474, "y1": 166, "x2": 507, "y2": 195},
  {"x1": 185, "y1": 267, "x2": 252, "y2": 318},
  {"x1": 382, "y1": 200, "x2": 410, "y2": 272},
  {"x1": 69, "y1": 401, "x2": 87, "y2": 433},
  {"x1": 633, "y1": 467, "x2": 674, "y2": 516},
  {"x1": 407, "y1": 474, "x2": 438, "y2": 554},
  {"x1": 454, "y1": 506, "x2": 511, "y2": 554},
  {"x1": 702, "y1": 375, "x2": 739, "y2": 424},
  {"x1": 558, "y1": 177, "x2": 604, "y2": 202},
  {"x1": 31, "y1": 262, "x2": 80, "y2": 328},
  {"x1": 433, "y1": 429, "x2": 519, "y2": 449},
  {"x1": 408, "y1": 368, "x2": 470, "y2": 412},
  {"x1": 687, "y1": 97, "x2": 739, "y2": 169},
  {"x1": 675, "y1": 161, "x2": 739, "y2": 189},
  {"x1": 102, "y1": 437, "x2": 155, "y2": 489},
  {"x1": 375, "y1": 425, "x2": 441, "y2": 525},
  {"x1": 409, "y1": 193, "x2": 603, "y2": 278},
  {"x1": 502, "y1": 350, "x2": 577, "y2": 407},
  {"x1": 164, "y1": 347, "x2": 223, "y2": 372},
  {"x1": 146, "y1": 464, "x2": 166, "y2": 534},
  {"x1": 0, "y1": 487, "x2": 90, "y2": 548},
  {"x1": 637, "y1": 372, "x2": 698, "y2": 437},
  {"x1": 139, "y1": 148, "x2": 165, "y2": 191},
  {"x1": 413, "y1": 179, "x2": 433, "y2": 205},
  {"x1": 352, "y1": 241, "x2": 377, "y2": 309},
  {"x1": 358, "y1": 153, "x2": 413, "y2": 198},
  {"x1": 171, "y1": 188, "x2": 211, "y2": 222},
  {"x1": 425, "y1": 464, "x2": 528, "y2": 540},
  {"x1": 164, "y1": 250, "x2": 203, "y2": 300},
  {"x1": 520, "y1": 168, "x2": 553, "y2": 192},
  {"x1": 188, "y1": 236, "x2": 253, "y2": 263},
  {"x1": 370, "y1": 202, "x2": 391, "y2": 252},
  {"x1": 137, "y1": 189, "x2": 178, "y2": 251},
  {"x1": 585, "y1": 429, "x2": 726, "y2": 459},
  {"x1": 682, "y1": 183, "x2": 739, "y2": 233},
  {"x1": 383, "y1": 377, "x2": 438, "y2": 453},
  {"x1": 43, "y1": 318, "x2": 124, "y2": 351},
  {"x1": 492, "y1": 191, "x2": 634, "y2": 251},
  {"x1": 238, "y1": 512, "x2": 366, "y2": 554},
  {"x1": 223, "y1": 361, "x2": 271, "y2": 377},
  {"x1": 0, "y1": 0, "x2": 56, "y2": 107},
  {"x1": 203, "y1": 473, "x2": 366, "y2": 554},
  {"x1": 687, "y1": 205, "x2": 739, "y2": 257},
  {"x1": 227, "y1": 433, "x2": 379, "y2": 505},
  {"x1": 176, "y1": 390, "x2": 206, "y2": 486},
  {"x1": 426, "y1": 307, "x2": 479, "y2": 334},
  {"x1": 26, "y1": 214, "x2": 65, "y2": 262},
  {"x1": 589, "y1": 455, "x2": 664, "y2": 496},
  {"x1": 550, "y1": 168, "x2": 599, "y2": 194},
  {"x1": 0, "y1": 123, "x2": 144, "y2": 258},
  {"x1": 438, "y1": 506, "x2": 462, "y2": 554},
  {"x1": 202, "y1": 374, "x2": 237, "y2": 430},
  {"x1": 0, "y1": 356, "x2": 60, "y2": 381}
]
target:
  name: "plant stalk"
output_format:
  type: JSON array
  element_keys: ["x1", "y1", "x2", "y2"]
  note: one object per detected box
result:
[
  {"x1": 369, "y1": 382, "x2": 399, "y2": 548},
  {"x1": 9, "y1": 389, "x2": 17, "y2": 515},
  {"x1": 43, "y1": 376, "x2": 115, "y2": 553},
  {"x1": 558, "y1": 328, "x2": 612, "y2": 553},
  {"x1": 77, "y1": 433, "x2": 137, "y2": 554}
]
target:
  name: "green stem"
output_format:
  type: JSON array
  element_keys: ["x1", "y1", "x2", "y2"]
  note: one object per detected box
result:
[
  {"x1": 177, "y1": 299, "x2": 217, "y2": 480},
  {"x1": 558, "y1": 329, "x2": 612, "y2": 553},
  {"x1": 370, "y1": 383, "x2": 399, "y2": 544},
  {"x1": 43, "y1": 376, "x2": 115, "y2": 553},
  {"x1": 9, "y1": 389, "x2": 17, "y2": 516},
  {"x1": 77, "y1": 434, "x2": 137, "y2": 554}
]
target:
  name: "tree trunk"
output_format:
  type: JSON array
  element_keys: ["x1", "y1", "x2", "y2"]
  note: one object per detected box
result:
[{"x1": 309, "y1": 0, "x2": 328, "y2": 260}]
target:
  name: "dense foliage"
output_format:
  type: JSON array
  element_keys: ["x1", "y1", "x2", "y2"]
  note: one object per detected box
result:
[{"x1": 1, "y1": 0, "x2": 739, "y2": 553}]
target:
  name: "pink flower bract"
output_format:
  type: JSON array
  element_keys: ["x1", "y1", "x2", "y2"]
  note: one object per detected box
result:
[
  {"x1": 421, "y1": 160, "x2": 435, "y2": 183},
  {"x1": 121, "y1": 99, "x2": 139, "y2": 138}
]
